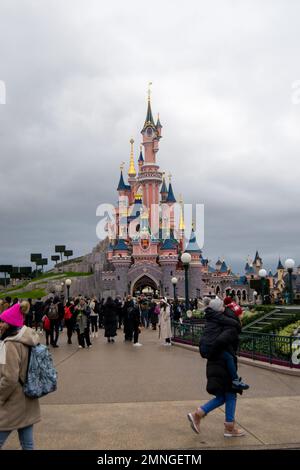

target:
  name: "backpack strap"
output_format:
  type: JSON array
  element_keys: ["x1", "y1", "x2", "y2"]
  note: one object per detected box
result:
[{"x1": 19, "y1": 345, "x2": 32, "y2": 387}]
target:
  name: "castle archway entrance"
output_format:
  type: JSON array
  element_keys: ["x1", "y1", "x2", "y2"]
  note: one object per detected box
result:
[{"x1": 131, "y1": 275, "x2": 159, "y2": 298}]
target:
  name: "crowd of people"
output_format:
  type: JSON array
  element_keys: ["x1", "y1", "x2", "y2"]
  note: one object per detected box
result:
[
  {"x1": 0, "y1": 290, "x2": 249, "y2": 449},
  {"x1": 0, "y1": 293, "x2": 182, "y2": 349}
]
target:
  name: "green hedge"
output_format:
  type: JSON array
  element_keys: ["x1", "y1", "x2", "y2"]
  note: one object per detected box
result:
[
  {"x1": 275, "y1": 320, "x2": 300, "y2": 356},
  {"x1": 261, "y1": 313, "x2": 300, "y2": 333},
  {"x1": 242, "y1": 311, "x2": 269, "y2": 327},
  {"x1": 253, "y1": 305, "x2": 275, "y2": 313}
]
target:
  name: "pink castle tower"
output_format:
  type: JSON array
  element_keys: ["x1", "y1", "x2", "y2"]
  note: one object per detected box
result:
[
  {"x1": 139, "y1": 85, "x2": 163, "y2": 227},
  {"x1": 102, "y1": 86, "x2": 204, "y2": 299}
]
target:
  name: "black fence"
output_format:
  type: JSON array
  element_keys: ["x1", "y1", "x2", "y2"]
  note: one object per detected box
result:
[{"x1": 172, "y1": 321, "x2": 300, "y2": 369}]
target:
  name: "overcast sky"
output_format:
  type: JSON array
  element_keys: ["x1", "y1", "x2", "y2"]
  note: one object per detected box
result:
[{"x1": 0, "y1": 0, "x2": 300, "y2": 274}]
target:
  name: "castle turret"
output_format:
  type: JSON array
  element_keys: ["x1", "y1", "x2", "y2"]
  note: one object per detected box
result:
[
  {"x1": 160, "y1": 174, "x2": 168, "y2": 203},
  {"x1": 139, "y1": 84, "x2": 162, "y2": 222},
  {"x1": 254, "y1": 250, "x2": 263, "y2": 274},
  {"x1": 138, "y1": 145, "x2": 144, "y2": 173},
  {"x1": 277, "y1": 258, "x2": 285, "y2": 293},
  {"x1": 156, "y1": 113, "x2": 162, "y2": 138}
]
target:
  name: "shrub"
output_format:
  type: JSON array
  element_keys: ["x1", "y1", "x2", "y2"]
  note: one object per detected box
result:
[
  {"x1": 261, "y1": 313, "x2": 300, "y2": 333},
  {"x1": 254, "y1": 305, "x2": 275, "y2": 313},
  {"x1": 242, "y1": 311, "x2": 269, "y2": 328},
  {"x1": 272, "y1": 319, "x2": 300, "y2": 357}
]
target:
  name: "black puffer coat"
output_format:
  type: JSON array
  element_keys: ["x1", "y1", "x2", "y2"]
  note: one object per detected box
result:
[
  {"x1": 103, "y1": 300, "x2": 117, "y2": 338},
  {"x1": 199, "y1": 307, "x2": 241, "y2": 358},
  {"x1": 206, "y1": 355, "x2": 242, "y2": 396},
  {"x1": 200, "y1": 307, "x2": 242, "y2": 396}
]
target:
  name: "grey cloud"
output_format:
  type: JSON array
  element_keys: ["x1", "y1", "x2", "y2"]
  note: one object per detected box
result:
[{"x1": 0, "y1": 0, "x2": 300, "y2": 272}]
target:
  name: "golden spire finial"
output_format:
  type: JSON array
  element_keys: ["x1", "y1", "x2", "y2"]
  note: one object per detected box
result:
[
  {"x1": 128, "y1": 138, "x2": 136, "y2": 177},
  {"x1": 148, "y1": 81, "x2": 153, "y2": 102},
  {"x1": 140, "y1": 144, "x2": 142, "y2": 151},
  {"x1": 168, "y1": 172, "x2": 172, "y2": 182},
  {"x1": 120, "y1": 161, "x2": 125, "y2": 171},
  {"x1": 179, "y1": 194, "x2": 185, "y2": 231}
]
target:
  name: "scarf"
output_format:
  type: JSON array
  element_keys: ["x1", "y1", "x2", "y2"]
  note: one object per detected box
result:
[{"x1": 0, "y1": 326, "x2": 26, "y2": 365}]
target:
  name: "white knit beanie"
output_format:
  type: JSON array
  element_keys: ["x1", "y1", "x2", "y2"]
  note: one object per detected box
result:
[{"x1": 209, "y1": 297, "x2": 224, "y2": 312}]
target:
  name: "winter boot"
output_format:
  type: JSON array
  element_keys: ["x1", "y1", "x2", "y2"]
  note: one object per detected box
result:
[{"x1": 224, "y1": 422, "x2": 246, "y2": 437}]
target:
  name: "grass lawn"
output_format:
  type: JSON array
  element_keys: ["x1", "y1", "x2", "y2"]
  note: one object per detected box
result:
[
  {"x1": 0, "y1": 288, "x2": 46, "y2": 300},
  {"x1": 0, "y1": 271, "x2": 92, "y2": 299}
]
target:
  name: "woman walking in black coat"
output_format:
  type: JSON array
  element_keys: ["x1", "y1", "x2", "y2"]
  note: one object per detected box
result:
[
  {"x1": 103, "y1": 297, "x2": 117, "y2": 343},
  {"x1": 187, "y1": 297, "x2": 245, "y2": 438}
]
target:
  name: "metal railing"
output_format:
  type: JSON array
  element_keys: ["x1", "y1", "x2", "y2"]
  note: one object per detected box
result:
[{"x1": 172, "y1": 321, "x2": 300, "y2": 369}]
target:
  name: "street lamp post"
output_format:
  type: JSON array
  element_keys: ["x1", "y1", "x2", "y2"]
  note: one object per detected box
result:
[
  {"x1": 65, "y1": 278, "x2": 72, "y2": 303},
  {"x1": 285, "y1": 259, "x2": 295, "y2": 305},
  {"x1": 181, "y1": 252, "x2": 192, "y2": 311},
  {"x1": 171, "y1": 276, "x2": 178, "y2": 300},
  {"x1": 258, "y1": 269, "x2": 267, "y2": 305}
]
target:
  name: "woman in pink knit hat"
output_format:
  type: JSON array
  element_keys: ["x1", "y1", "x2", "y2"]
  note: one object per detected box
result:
[{"x1": 0, "y1": 301, "x2": 41, "y2": 450}]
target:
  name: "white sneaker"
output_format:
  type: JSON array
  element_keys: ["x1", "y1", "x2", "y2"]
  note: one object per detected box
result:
[
  {"x1": 91, "y1": 333, "x2": 95, "y2": 338},
  {"x1": 133, "y1": 343, "x2": 142, "y2": 347},
  {"x1": 78, "y1": 345, "x2": 83, "y2": 349}
]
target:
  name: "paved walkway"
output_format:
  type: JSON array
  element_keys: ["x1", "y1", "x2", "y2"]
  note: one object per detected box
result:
[{"x1": 3, "y1": 328, "x2": 300, "y2": 449}]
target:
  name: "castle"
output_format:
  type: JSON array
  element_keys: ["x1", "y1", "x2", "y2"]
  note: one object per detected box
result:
[
  {"x1": 99, "y1": 89, "x2": 257, "y2": 301},
  {"x1": 61, "y1": 90, "x2": 294, "y2": 303}
]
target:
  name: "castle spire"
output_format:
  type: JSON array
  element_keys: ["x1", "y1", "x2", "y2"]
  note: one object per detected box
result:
[
  {"x1": 128, "y1": 138, "x2": 136, "y2": 177},
  {"x1": 156, "y1": 113, "x2": 162, "y2": 128},
  {"x1": 166, "y1": 173, "x2": 176, "y2": 203},
  {"x1": 138, "y1": 145, "x2": 144, "y2": 163},
  {"x1": 142, "y1": 82, "x2": 155, "y2": 130},
  {"x1": 277, "y1": 258, "x2": 284, "y2": 270}
]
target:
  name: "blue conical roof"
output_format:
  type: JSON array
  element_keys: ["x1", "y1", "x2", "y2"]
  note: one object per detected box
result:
[
  {"x1": 161, "y1": 238, "x2": 177, "y2": 251},
  {"x1": 138, "y1": 149, "x2": 144, "y2": 162},
  {"x1": 277, "y1": 258, "x2": 284, "y2": 270},
  {"x1": 166, "y1": 183, "x2": 176, "y2": 203},
  {"x1": 156, "y1": 115, "x2": 162, "y2": 128},
  {"x1": 142, "y1": 100, "x2": 156, "y2": 130},
  {"x1": 186, "y1": 229, "x2": 201, "y2": 253},
  {"x1": 114, "y1": 239, "x2": 129, "y2": 251},
  {"x1": 160, "y1": 178, "x2": 168, "y2": 194},
  {"x1": 117, "y1": 171, "x2": 128, "y2": 191},
  {"x1": 220, "y1": 261, "x2": 228, "y2": 273}
]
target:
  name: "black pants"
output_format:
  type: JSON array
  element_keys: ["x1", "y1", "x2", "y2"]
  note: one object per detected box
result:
[
  {"x1": 50, "y1": 319, "x2": 60, "y2": 345},
  {"x1": 45, "y1": 330, "x2": 51, "y2": 346},
  {"x1": 77, "y1": 328, "x2": 91, "y2": 348},
  {"x1": 65, "y1": 319, "x2": 73, "y2": 342},
  {"x1": 90, "y1": 316, "x2": 98, "y2": 333},
  {"x1": 133, "y1": 327, "x2": 140, "y2": 344}
]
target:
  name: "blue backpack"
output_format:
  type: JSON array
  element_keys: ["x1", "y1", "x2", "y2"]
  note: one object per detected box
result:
[{"x1": 20, "y1": 344, "x2": 57, "y2": 398}]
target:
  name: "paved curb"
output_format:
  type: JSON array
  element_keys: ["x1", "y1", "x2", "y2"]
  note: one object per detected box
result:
[{"x1": 172, "y1": 341, "x2": 300, "y2": 377}]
